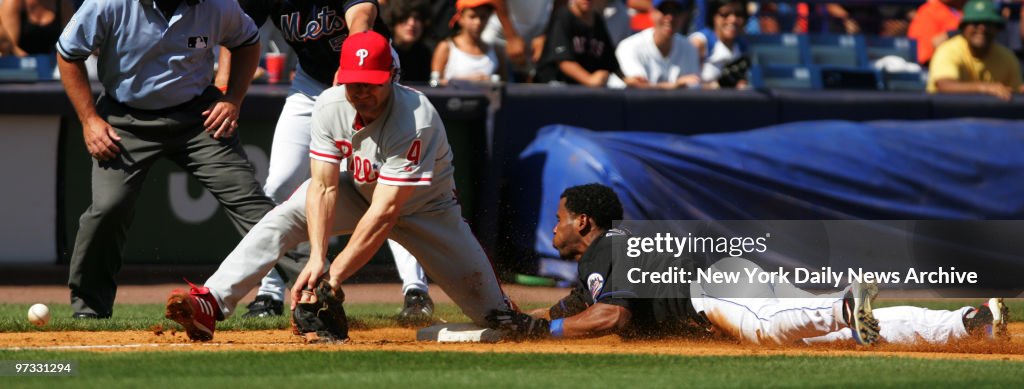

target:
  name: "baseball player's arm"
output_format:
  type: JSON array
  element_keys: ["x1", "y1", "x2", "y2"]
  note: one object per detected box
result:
[
  {"x1": 203, "y1": 41, "x2": 261, "y2": 138},
  {"x1": 56, "y1": 55, "x2": 121, "y2": 161},
  {"x1": 326, "y1": 183, "x2": 416, "y2": 287},
  {"x1": 345, "y1": 2, "x2": 376, "y2": 34},
  {"x1": 560, "y1": 302, "x2": 631, "y2": 338},
  {"x1": 330, "y1": 1, "x2": 377, "y2": 86},
  {"x1": 290, "y1": 158, "x2": 340, "y2": 308}
]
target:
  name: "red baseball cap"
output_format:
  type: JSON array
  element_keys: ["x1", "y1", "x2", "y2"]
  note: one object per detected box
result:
[{"x1": 335, "y1": 31, "x2": 393, "y2": 85}]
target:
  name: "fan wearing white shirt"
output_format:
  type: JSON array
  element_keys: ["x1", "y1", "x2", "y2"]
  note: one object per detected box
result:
[{"x1": 613, "y1": 0, "x2": 701, "y2": 89}]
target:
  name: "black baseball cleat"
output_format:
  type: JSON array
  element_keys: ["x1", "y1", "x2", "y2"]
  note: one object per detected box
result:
[
  {"x1": 397, "y1": 289, "x2": 434, "y2": 327},
  {"x1": 842, "y1": 281, "x2": 880, "y2": 345},
  {"x1": 243, "y1": 295, "x2": 284, "y2": 318}
]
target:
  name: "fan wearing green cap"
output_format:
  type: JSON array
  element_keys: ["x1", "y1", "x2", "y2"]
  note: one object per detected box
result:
[{"x1": 927, "y1": 0, "x2": 1022, "y2": 100}]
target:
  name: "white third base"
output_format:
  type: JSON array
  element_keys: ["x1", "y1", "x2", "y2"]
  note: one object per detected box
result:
[{"x1": 416, "y1": 323, "x2": 506, "y2": 343}]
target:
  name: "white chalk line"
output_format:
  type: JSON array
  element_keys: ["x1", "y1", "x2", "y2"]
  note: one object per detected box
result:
[{"x1": 2, "y1": 342, "x2": 302, "y2": 351}]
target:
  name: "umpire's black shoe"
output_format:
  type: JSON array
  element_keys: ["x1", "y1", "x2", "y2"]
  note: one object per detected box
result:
[
  {"x1": 397, "y1": 289, "x2": 434, "y2": 327},
  {"x1": 72, "y1": 312, "x2": 110, "y2": 319},
  {"x1": 242, "y1": 295, "x2": 284, "y2": 318}
]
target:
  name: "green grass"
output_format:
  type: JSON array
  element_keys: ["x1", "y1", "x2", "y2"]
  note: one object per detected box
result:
[
  {"x1": 0, "y1": 303, "x2": 477, "y2": 332},
  {"x1": 0, "y1": 299, "x2": 1017, "y2": 333},
  {"x1": 1, "y1": 350, "x2": 1022, "y2": 388}
]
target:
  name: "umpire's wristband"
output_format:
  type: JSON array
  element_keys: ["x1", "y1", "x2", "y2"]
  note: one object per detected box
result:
[{"x1": 549, "y1": 318, "x2": 565, "y2": 338}]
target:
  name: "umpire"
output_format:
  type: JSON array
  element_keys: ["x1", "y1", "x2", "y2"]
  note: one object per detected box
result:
[{"x1": 56, "y1": 0, "x2": 275, "y2": 318}]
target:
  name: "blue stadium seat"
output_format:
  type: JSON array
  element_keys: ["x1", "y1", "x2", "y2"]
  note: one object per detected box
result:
[
  {"x1": 882, "y1": 71, "x2": 928, "y2": 92},
  {"x1": 809, "y1": 34, "x2": 868, "y2": 68},
  {"x1": 0, "y1": 55, "x2": 55, "y2": 82},
  {"x1": 746, "y1": 34, "x2": 811, "y2": 66},
  {"x1": 749, "y1": 64, "x2": 821, "y2": 90},
  {"x1": 865, "y1": 35, "x2": 917, "y2": 63}
]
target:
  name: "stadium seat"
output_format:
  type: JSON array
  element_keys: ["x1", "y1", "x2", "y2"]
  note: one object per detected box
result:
[
  {"x1": 749, "y1": 64, "x2": 821, "y2": 90},
  {"x1": 809, "y1": 34, "x2": 868, "y2": 68},
  {"x1": 746, "y1": 34, "x2": 811, "y2": 66},
  {"x1": 865, "y1": 36, "x2": 917, "y2": 63},
  {"x1": 0, "y1": 55, "x2": 55, "y2": 82},
  {"x1": 882, "y1": 71, "x2": 928, "y2": 92}
]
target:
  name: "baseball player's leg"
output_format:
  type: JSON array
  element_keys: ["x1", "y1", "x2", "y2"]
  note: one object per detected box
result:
[
  {"x1": 690, "y1": 257, "x2": 849, "y2": 344},
  {"x1": 203, "y1": 187, "x2": 310, "y2": 317},
  {"x1": 253, "y1": 88, "x2": 317, "y2": 308},
  {"x1": 389, "y1": 206, "x2": 509, "y2": 327},
  {"x1": 204, "y1": 176, "x2": 367, "y2": 317},
  {"x1": 391, "y1": 240, "x2": 429, "y2": 294},
  {"x1": 804, "y1": 305, "x2": 974, "y2": 344},
  {"x1": 68, "y1": 99, "x2": 168, "y2": 318},
  {"x1": 262, "y1": 91, "x2": 315, "y2": 203}
]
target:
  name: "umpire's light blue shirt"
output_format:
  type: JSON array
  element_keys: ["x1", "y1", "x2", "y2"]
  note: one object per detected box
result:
[{"x1": 57, "y1": 0, "x2": 259, "y2": 110}]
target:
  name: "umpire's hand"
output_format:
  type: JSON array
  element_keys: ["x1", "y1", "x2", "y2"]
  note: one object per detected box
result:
[
  {"x1": 202, "y1": 95, "x2": 241, "y2": 139},
  {"x1": 83, "y1": 117, "x2": 121, "y2": 161}
]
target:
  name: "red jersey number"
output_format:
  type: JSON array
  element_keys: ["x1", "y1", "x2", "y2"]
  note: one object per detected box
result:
[{"x1": 405, "y1": 140, "x2": 422, "y2": 165}]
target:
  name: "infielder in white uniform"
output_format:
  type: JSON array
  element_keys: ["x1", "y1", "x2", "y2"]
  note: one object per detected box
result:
[
  {"x1": 491, "y1": 184, "x2": 1009, "y2": 346},
  {"x1": 215, "y1": 0, "x2": 432, "y2": 320},
  {"x1": 166, "y1": 31, "x2": 511, "y2": 341}
]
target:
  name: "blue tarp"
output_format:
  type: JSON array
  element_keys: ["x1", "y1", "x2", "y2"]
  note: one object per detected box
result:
[{"x1": 520, "y1": 119, "x2": 1024, "y2": 260}]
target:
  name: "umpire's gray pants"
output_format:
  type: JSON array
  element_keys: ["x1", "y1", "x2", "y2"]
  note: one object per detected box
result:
[
  {"x1": 205, "y1": 174, "x2": 511, "y2": 326},
  {"x1": 68, "y1": 87, "x2": 275, "y2": 317}
]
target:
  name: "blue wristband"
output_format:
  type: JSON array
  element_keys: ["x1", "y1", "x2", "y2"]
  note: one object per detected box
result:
[{"x1": 549, "y1": 318, "x2": 564, "y2": 338}]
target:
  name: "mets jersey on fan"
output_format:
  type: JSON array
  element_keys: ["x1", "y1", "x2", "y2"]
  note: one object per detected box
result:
[{"x1": 308, "y1": 84, "x2": 457, "y2": 214}]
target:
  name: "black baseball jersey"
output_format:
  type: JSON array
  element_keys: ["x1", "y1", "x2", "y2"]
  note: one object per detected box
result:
[
  {"x1": 549, "y1": 229, "x2": 706, "y2": 338},
  {"x1": 534, "y1": 6, "x2": 619, "y2": 84},
  {"x1": 239, "y1": 0, "x2": 391, "y2": 85}
]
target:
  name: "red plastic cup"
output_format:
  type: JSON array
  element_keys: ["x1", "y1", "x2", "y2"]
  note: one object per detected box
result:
[{"x1": 265, "y1": 53, "x2": 285, "y2": 84}]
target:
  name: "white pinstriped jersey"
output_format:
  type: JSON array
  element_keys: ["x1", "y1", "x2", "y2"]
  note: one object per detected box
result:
[{"x1": 309, "y1": 84, "x2": 457, "y2": 215}]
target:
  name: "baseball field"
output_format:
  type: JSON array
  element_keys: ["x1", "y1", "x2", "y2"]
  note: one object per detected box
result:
[{"x1": 2, "y1": 284, "x2": 1023, "y2": 387}]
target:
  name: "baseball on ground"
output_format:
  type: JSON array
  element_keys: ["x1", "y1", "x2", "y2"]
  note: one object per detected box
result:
[{"x1": 27, "y1": 303, "x2": 51, "y2": 326}]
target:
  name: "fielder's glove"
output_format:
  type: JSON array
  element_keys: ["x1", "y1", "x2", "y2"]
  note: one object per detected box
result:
[
  {"x1": 291, "y1": 277, "x2": 349, "y2": 343},
  {"x1": 485, "y1": 309, "x2": 550, "y2": 340}
]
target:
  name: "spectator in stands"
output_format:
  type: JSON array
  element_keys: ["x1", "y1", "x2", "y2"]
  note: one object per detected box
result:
[
  {"x1": 689, "y1": 0, "x2": 749, "y2": 88},
  {"x1": 481, "y1": 0, "x2": 554, "y2": 81},
  {"x1": 535, "y1": 0, "x2": 620, "y2": 87},
  {"x1": 0, "y1": 12, "x2": 14, "y2": 55},
  {"x1": 612, "y1": 0, "x2": 700, "y2": 89},
  {"x1": 0, "y1": 0, "x2": 73, "y2": 56},
  {"x1": 431, "y1": 0, "x2": 503, "y2": 85},
  {"x1": 628, "y1": 0, "x2": 656, "y2": 31},
  {"x1": 908, "y1": 0, "x2": 967, "y2": 65},
  {"x1": 750, "y1": 2, "x2": 801, "y2": 34},
  {"x1": 601, "y1": 0, "x2": 634, "y2": 46},
  {"x1": 385, "y1": 0, "x2": 433, "y2": 83},
  {"x1": 928, "y1": 0, "x2": 1022, "y2": 100}
]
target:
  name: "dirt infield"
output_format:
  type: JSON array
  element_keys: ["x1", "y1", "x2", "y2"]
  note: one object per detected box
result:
[
  {"x1": 4, "y1": 324, "x2": 1023, "y2": 362},
  {"x1": 3, "y1": 284, "x2": 1023, "y2": 361},
  {"x1": 0, "y1": 283, "x2": 567, "y2": 305}
]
